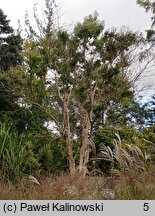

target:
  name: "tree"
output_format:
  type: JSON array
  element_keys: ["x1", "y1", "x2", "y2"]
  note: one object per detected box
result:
[
  {"x1": 0, "y1": 9, "x2": 22, "y2": 70},
  {"x1": 137, "y1": 1, "x2": 155, "y2": 56},
  {"x1": 0, "y1": 9, "x2": 23, "y2": 130},
  {"x1": 142, "y1": 95, "x2": 155, "y2": 126},
  {"x1": 137, "y1": 0, "x2": 155, "y2": 27},
  {"x1": 8, "y1": 1, "x2": 145, "y2": 178},
  {"x1": 104, "y1": 97, "x2": 150, "y2": 129},
  {"x1": 137, "y1": 0, "x2": 155, "y2": 126}
]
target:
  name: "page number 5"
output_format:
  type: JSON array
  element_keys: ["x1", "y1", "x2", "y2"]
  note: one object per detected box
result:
[{"x1": 143, "y1": 203, "x2": 149, "y2": 211}]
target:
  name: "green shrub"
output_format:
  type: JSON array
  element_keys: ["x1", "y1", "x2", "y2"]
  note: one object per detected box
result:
[{"x1": 37, "y1": 140, "x2": 68, "y2": 174}]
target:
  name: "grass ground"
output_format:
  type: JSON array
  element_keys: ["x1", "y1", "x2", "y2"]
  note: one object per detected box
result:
[{"x1": 0, "y1": 167, "x2": 155, "y2": 200}]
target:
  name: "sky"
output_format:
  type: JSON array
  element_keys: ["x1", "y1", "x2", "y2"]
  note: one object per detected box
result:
[
  {"x1": 0, "y1": 0, "x2": 151, "y2": 31},
  {"x1": 0, "y1": 0, "x2": 154, "y2": 99}
]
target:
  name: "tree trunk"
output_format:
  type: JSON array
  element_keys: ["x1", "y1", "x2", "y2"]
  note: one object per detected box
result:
[
  {"x1": 78, "y1": 114, "x2": 91, "y2": 177},
  {"x1": 78, "y1": 84, "x2": 96, "y2": 178},
  {"x1": 63, "y1": 91, "x2": 76, "y2": 176}
]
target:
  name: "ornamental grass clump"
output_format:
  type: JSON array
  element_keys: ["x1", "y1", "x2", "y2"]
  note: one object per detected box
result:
[
  {"x1": 98, "y1": 133, "x2": 151, "y2": 174},
  {"x1": 0, "y1": 123, "x2": 29, "y2": 182}
]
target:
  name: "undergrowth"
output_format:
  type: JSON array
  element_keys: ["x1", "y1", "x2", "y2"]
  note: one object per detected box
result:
[{"x1": 0, "y1": 168, "x2": 155, "y2": 200}]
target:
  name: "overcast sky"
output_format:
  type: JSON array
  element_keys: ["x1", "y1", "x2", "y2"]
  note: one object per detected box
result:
[
  {"x1": 0, "y1": 0, "x2": 151, "y2": 31},
  {"x1": 0, "y1": 0, "x2": 154, "y2": 99}
]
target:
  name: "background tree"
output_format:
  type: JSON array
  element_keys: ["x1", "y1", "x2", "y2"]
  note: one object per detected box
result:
[
  {"x1": 137, "y1": 0, "x2": 155, "y2": 63},
  {"x1": 137, "y1": 0, "x2": 155, "y2": 27},
  {"x1": 0, "y1": 9, "x2": 23, "y2": 131},
  {"x1": 137, "y1": 0, "x2": 155, "y2": 127}
]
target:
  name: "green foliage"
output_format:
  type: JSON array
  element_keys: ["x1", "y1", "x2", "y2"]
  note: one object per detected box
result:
[
  {"x1": 0, "y1": 122, "x2": 38, "y2": 182},
  {"x1": 23, "y1": 128, "x2": 68, "y2": 175},
  {"x1": 74, "y1": 13, "x2": 104, "y2": 39},
  {"x1": 141, "y1": 125, "x2": 155, "y2": 162},
  {"x1": 137, "y1": 0, "x2": 155, "y2": 42},
  {"x1": 0, "y1": 9, "x2": 13, "y2": 34},
  {"x1": 142, "y1": 125, "x2": 155, "y2": 144},
  {"x1": 95, "y1": 127, "x2": 117, "y2": 151},
  {"x1": 42, "y1": 143, "x2": 67, "y2": 173},
  {"x1": 0, "y1": 9, "x2": 23, "y2": 134},
  {"x1": 105, "y1": 98, "x2": 149, "y2": 129},
  {"x1": 0, "y1": 121, "x2": 69, "y2": 182},
  {"x1": 38, "y1": 141, "x2": 67, "y2": 174},
  {"x1": 146, "y1": 29, "x2": 155, "y2": 40},
  {"x1": 96, "y1": 29, "x2": 138, "y2": 64},
  {"x1": 0, "y1": 9, "x2": 22, "y2": 71}
]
